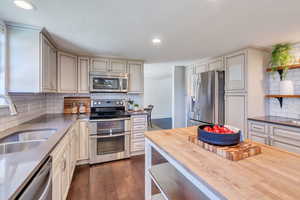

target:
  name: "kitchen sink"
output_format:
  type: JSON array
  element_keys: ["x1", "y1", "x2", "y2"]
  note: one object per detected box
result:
[
  {"x1": 0, "y1": 140, "x2": 45, "y2": 155},
  {"x1": 0, "y1": 128, "x2": 57, "y2": 144}
]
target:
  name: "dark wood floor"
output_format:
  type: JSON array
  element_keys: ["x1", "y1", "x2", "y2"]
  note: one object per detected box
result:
[{"x1": 67, "y1": 155, "x2": 145, "y2": 200}]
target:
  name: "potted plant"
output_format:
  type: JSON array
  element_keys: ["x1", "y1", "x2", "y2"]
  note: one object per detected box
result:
[
  {"x1": 128, "y1": 100, "x2": 134, "y2": 110},
  {"x1": 270, "y1": 43, "x2": 295, "y2": 95},
  {"x1": 133, "y1": 103, "x2": 139, "y2": 111}
]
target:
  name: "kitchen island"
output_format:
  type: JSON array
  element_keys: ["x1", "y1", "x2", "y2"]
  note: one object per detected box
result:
[{"x1": 144, "y1": 126, "x2": 300, "y2": 200}]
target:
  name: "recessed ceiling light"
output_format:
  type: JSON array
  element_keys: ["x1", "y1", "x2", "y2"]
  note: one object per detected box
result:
[
  {"x1": 14, "y1": 0, "x2": 35, "y2": 10},
  {"x1": 152, "y1": 38, "x2": 161, "y2": 45}
]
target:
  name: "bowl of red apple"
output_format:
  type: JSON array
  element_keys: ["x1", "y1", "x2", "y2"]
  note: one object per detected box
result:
[{"x1": 198, "y1": 124, "x2": 241, "y2": 146}]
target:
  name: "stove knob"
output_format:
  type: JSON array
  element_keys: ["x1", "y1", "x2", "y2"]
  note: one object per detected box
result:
[{"x1": 116, "y1": 101, "x2": 120, "y2": 105}]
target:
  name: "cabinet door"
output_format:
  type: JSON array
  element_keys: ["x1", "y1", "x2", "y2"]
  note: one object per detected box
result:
[
  {"x1": 79, "y1": 121, "x2": 89, "y2": 160},
  {"x1": 41, "y1": 37, "x2": 50, "y2": 91},
  {"x1": 110, "y1": 59, "x2": 127, "y2": 73},
  {"x1": 225, "y1": 94, "x2": 246, "y2": 136},
  {"x1": 52, "y1": 166, "x2": 62, "y2": 200},
  {"x1": 270, "y1": 137, "x2": 300, "y2": 154},
  {"x1": 58, "y1": 52, "x2": 78, "y2": 93},
  {"x1": 78, "y1": 57, "x2": 89, "y2": 93},
  {"x1": 49, "y1": 47, "x2": 57, "y2": 91},
  {"x1": 70, "y1": 129, "x2": 76, "y2": 178},
  {"x1": 90, "y1": 58, "x2": 109, "y2": 72},
  {"x1": 225, "y1": 52, "x2": 246, "y2": 92},
  {"x1": 61, "y1": 145, "x2": 70, "y2": 200},
  {"x1": 128, "y1": 61, "x2": 144, "y2": 93}
]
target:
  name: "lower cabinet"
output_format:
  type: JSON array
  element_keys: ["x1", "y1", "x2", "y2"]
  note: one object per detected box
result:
[
  {"x1": 51, "y1": 120, "x2": 88, "y2": 200},
  {"x1": 51, "y1": 130, "x2": 71, "y2": 200},
  {"x1": 131, "y1": 115, "x2": 147, "y2": 155},
  {"x1": 248, "y1": 120, "x2": 300, "y2": 154},
  {"x1": 78, "y1": 121, "x2": 89, "y2": 161}
]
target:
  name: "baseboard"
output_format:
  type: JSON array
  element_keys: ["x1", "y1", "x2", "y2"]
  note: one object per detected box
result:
[{"x1": 130, "y1": 150, "x2": 145, "y2": 156}]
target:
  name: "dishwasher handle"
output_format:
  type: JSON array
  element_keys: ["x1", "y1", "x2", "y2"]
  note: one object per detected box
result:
[{"x1": 38, "y1": 169, "x2": 52, "y2": 200}]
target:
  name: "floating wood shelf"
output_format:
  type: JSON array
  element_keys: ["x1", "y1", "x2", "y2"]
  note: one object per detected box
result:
[
  {"x1": 265, "y1": 95, "x2": 300, "y2": 108},
  {"x1": 266, "y1": 64, "x2": 300, "y2": 72}
]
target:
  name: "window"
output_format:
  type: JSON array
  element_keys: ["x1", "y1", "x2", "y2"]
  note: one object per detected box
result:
[{"x1": 0, "y1": 20, "x2": 7, "y2": 106}]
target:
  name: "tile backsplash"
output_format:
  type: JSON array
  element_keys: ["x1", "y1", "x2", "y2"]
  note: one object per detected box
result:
[
  {"x1": 0, "y1": 93, "x2": 144, "y2": 132},
  {"x1": 46, "y1": 93, "x2": 144, "y2": 114},
  {"x1": 0, "y1": 93, "x2": 47, "y2": 131},
  {"x1": 267, "y1": 68, "x2": 300, "y2": 119}
]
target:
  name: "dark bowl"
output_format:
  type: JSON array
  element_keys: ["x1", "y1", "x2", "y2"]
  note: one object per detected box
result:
[{"x1": 197, "y1": 124, "x2": 241, "y2": 146}]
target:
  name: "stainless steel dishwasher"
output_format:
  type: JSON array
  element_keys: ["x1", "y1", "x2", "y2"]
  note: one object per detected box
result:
[{"x1": 17, "y1": 157, "x2": 52, "y2": 200}]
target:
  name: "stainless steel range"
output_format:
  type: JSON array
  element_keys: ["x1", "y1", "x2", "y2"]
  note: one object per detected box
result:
[{"x1": 89, "y1": 99, "x2": 131, "y2": 164}]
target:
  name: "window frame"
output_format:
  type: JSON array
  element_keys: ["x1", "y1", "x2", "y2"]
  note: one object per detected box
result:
[{"x1": 0, "y1": 20, "x2": 8, "y2": 107}]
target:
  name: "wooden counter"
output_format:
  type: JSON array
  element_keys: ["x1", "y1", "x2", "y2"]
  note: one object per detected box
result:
[{"x1": 144, "y1": 126, "x2": 300, "y2": 200}]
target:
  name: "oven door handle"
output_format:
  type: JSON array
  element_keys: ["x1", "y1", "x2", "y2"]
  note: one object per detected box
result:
[
  {"x1": 89, "y1": 117, "x2": 130, "y2": 122},
  {"x1": 89, "y1": 133, "x2": 130, "y2": 138}
]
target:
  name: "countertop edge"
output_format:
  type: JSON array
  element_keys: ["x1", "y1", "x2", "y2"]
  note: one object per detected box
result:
[
  {"x1": 144, "y1": 133, "x2": 227, "y2": 200},
  {"x1": 248, "y1": 116, "x2": 300, "y2": 128}
]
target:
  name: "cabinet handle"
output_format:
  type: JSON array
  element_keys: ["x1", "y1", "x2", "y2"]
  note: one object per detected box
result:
[{"x1": 62, "y1": 158, "x2": 66, "y2": 171}]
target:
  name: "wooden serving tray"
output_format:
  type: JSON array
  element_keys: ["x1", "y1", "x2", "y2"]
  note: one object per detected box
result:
[{"x1": 188, "y1": 135, "x2": 261, "y2": 161}]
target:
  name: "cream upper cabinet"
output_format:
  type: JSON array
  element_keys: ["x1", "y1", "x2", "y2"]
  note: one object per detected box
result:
[
  {"x1": 90, "y1": 58, "x2": 109, "y2": 72},
  {"x1": 41, "y1": 35, "x2": 57, "y2": 92},
  {"x1": 128, "y1": 61, "x2": 144, "y2": 93},
  {"x1": 225, "y1": 51, "x2": 246, "y2": 92},
  {"x1": 58, "y1": 51, "x2": 78, "y2": 93},
  {"x1": 224, "y1": 48, "x2": 268, "y2": 138},
  {"x1": 7, "y1": 25, "x2": 57, "y2": 93},
  {"x1": 110, "y1": 59, "x2": 127, "y2": 73},
  {"x1": 225, "y1": 94, "x2": 246, "y2": 134},
  {"x1": 78, "y1": 57, "x2": 89, "y2": 93},
  {"x1": 49, "y1": 47, "x2": 57, "y2": 91}
]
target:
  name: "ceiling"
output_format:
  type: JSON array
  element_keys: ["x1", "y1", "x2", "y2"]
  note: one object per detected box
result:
[{"x1": 1, "y1": 0, "x2": 300, "y2": 63}]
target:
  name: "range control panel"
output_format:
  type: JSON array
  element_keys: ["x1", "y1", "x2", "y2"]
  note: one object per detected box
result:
[{"x1": 91, "y1": 99, "x2": 124, "y2": 107}]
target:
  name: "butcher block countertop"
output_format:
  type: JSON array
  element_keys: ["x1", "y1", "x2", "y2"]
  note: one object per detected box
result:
[{"x1": 144, "y1": 126, "x2": 300, "y2": 200}]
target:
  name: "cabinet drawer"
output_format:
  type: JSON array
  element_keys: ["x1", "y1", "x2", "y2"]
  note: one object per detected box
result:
[
  {"x1": 271, "y1": 126, "x2": 300, "y2": 140},
  {"x1": 249, "y1": 121, "x2": 266, "y2": 134},
  {"x1": 132, "y1": 124, "x2": 147, "y2": 131},
  {"x1": 132, "y1": 116, "x2": 147, "y2": 124},
  {"x1": 132, "y1": 140, "x2": 145, "y2": 152},
  {"x1": 271, "y1": 136, "x2": 300, "y2": 154},
  {"x1": 132, "y1": 132, "x2": 144, "y2": 140},
  {"x1": 249, "y1": 132, "x2": 268, "y2": 145}
]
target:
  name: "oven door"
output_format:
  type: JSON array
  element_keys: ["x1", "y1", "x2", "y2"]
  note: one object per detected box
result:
[
  {"x1": 89, "y1": 133, "x2": 130, "y2": 164},
  {"x1": 89, "y1": 118, "x2": 131, "y2": 164}
]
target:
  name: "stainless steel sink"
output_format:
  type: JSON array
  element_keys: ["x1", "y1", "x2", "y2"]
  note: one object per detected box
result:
[
  {"x1": 0, "y1": 128, "x2": 57, "y2": 144},
  {"x1": 0, "y1": 140, "x2": 45, "y2": 155}
]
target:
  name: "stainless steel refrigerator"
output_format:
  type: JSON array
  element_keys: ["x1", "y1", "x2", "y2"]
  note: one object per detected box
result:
[{"x1": 188, "y1": 71, "x2": 225, "y2": 126}]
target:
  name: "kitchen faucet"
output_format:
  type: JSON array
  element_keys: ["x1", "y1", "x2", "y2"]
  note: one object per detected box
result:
[{"x1": 1, "y1": 95, "x2": 17, "y2": 115}]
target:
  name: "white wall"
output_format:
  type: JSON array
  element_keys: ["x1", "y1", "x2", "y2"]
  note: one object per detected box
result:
[
  {"x1": 144, "y1": 63, "x2": 173, "y2": 119},
  {"x1": 172, "y1": 66, "x2": 186, "y2": 128},
  {"x1": 144, "y1": 60, "x2": 199, "y2": 119}
]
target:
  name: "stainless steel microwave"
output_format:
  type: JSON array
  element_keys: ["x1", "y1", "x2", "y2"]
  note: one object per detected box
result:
[{"x1": 90, "y1": 73, "x2": 128, "y2": 93}]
